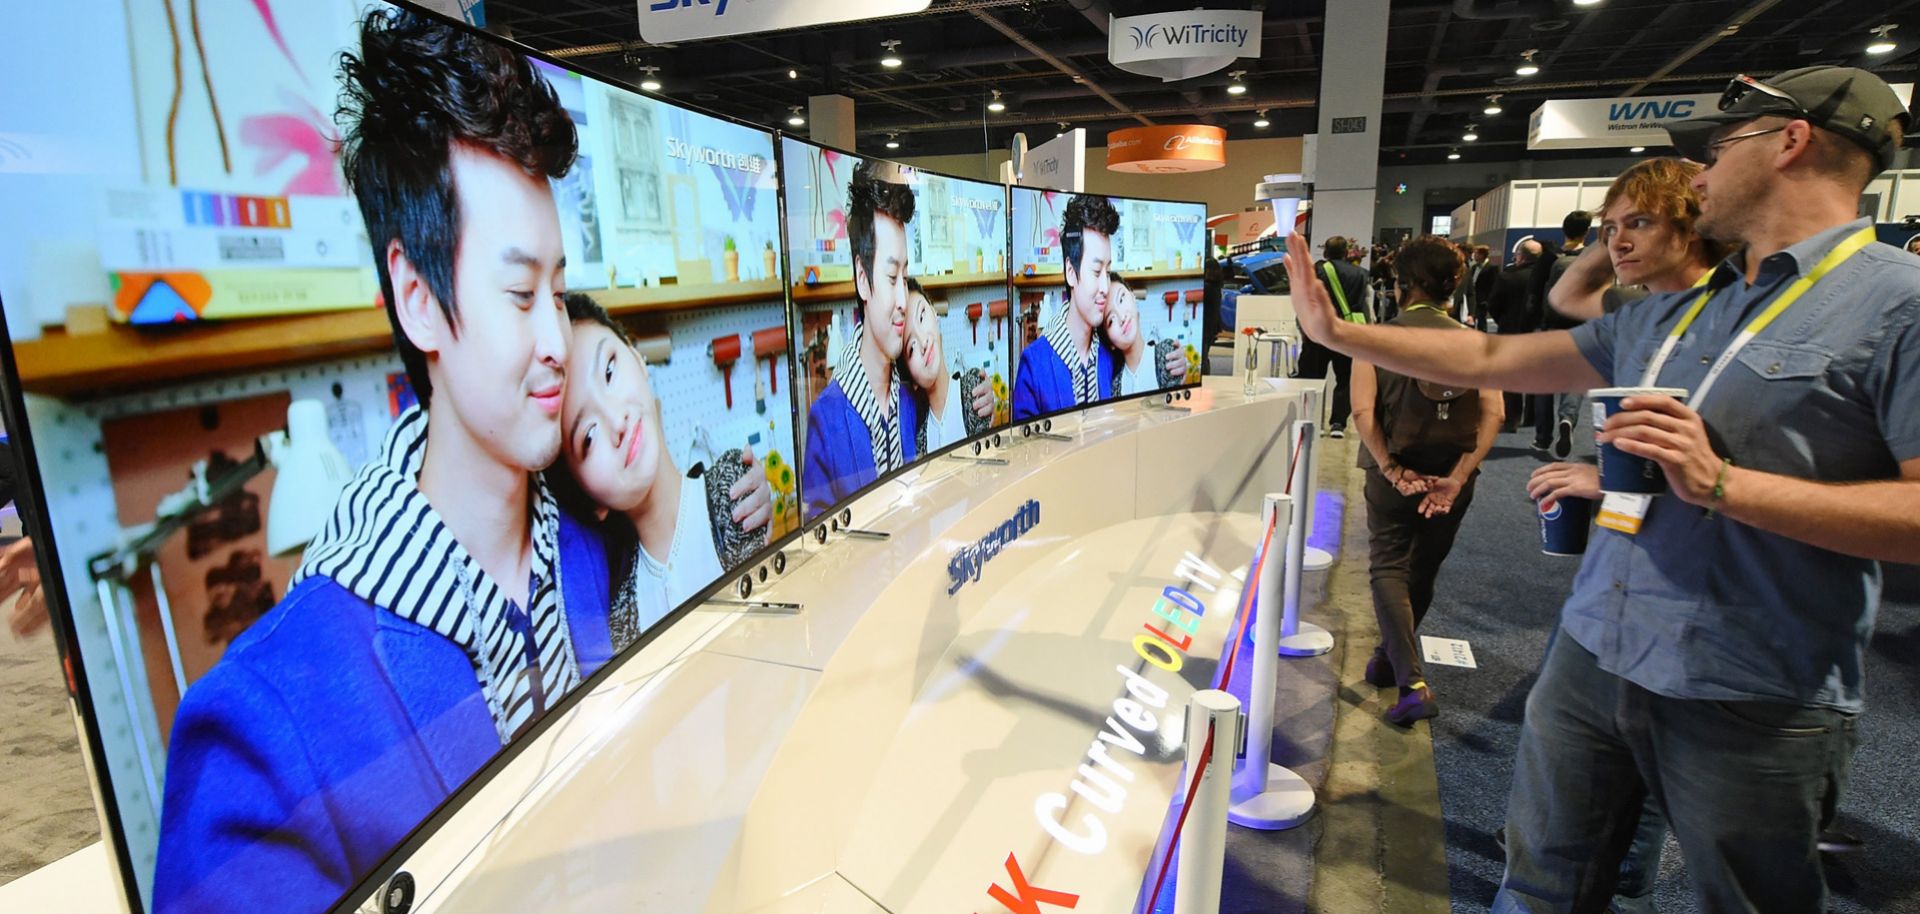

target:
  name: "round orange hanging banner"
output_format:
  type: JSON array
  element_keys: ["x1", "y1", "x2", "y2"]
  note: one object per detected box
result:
[{"x1": 1106, "y1": 125, "x2": 1227, "y2": 173}]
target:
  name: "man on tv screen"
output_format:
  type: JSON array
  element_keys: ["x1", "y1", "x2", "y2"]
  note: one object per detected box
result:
[
  {"x1": 1013, "y1": 194, "x2": 1119, "y2": 419},
  {"x1": 800, "y1": 161, "x2": 923, "y2": 519},
  {"x1": 152, "y1": 10, "x2": 614, "y2": 911}
]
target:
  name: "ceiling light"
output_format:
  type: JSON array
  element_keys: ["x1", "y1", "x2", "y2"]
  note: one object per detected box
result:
[
  {"x1": 1254, "y1": 109, "x2": 1270, "y2": 129},
  {"x1": 1226, "y1": 70, "x2": 1248, "y2": 96},
  {"x1": 1447, "y1": 150, "x2": 1462, "y2": 160},
  {"x1": 1484, "y1": 95, "x2": 1504, "y2": 116},
  {"x1": 1630, "y1": 145, "x2": 1646, "y2": 153},
  {"x1": 1868, "y1": 25, "x2": 1898, "y2": 55},
  {"x1": 1057, "y1": 122, "x2": 1070, "y2": 137},
  {"x1": 1516, "y1": 50, "x2": 1541, "y2": 77},
  {"x1": 880, "y1": 39, "x2": 903, "y2": 68},
  {"x1": 1463, "y1": 125, "x2": 1479, "y2": 142},
  {"x1": 788, "y1": 69, "x2": 799, "y2": 80},
  {"x1": 1573, "y1": 0, "x2": 1603, "y2": 6},
  {"x1": 885, "y1": 134, "x2": 901, "y2": 150},
  {"x1": 786, "y1": 107, "x2": 805, "y2": 127},
  {"x1": 638, "y1": 66, "x2": 662, "y2": 93},
  {"x1": 987, "y1": 89, "x2": 1006, "y2": 113}
]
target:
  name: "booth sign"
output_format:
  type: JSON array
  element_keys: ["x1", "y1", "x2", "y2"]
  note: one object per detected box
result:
[
  {"x1": 1528, "y1": 84, "x2": 1917, "y2": 151},
  {"x1": 1108, "y1": 9, "x2": 1262, "y2": 82},
  {"x1": 1107, "y1": 125, "x2": 1227, "y2": 174},
  {"x1": 638, "y1": 0, "x2": 931, "y2": 44}
]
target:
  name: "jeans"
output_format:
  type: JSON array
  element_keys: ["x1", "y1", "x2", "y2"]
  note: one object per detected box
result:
[
  {"x1": 1609, "y1": 798, "x2": 1668, "y2": 914},
  {"x1": 1495, "y1": 631, "x2": 1856, "y2": 914},
  {"x1": 1531, "y1": 392, "x2": 1586, "y2": 445},
  {"x1": 1363, "y1": 466, "x2": 1476, "y2": 689},
  {"x1": 1294, "y1": 336, "x2": 1353, "y2": 428}
]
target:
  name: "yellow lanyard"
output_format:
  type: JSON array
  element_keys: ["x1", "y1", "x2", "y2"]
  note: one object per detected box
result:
[
  {"x1": 1638, "y1": 226, "x2": 1873, "y2": 407},
  {"x1": 1401, "y1": 302, "x2": 1448, "y2": 318}
]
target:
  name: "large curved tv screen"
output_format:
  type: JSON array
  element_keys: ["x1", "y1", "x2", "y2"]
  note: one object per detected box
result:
[
  {"x1": 0, "y1": 3, "x2": 796, "y2": 912},
  {"x1": 1008, "y1": 188, "x2": 1207, "y2": 421},
  {"x1": 781, "y1": 138, "x2": 1014, "y2": 522}
]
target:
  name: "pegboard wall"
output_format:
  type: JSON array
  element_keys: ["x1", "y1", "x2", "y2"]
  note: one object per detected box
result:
[{"x1": 19, "y1": 297, "x2": 800, "y2": 899}]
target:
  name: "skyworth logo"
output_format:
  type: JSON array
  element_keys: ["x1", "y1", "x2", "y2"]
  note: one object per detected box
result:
[
  {"x1": 650, "y1": 0, "x2": 729, "y2": 16},
  {"x1": 948, "y1": 500, "x2": 1041, "y2": 596}
]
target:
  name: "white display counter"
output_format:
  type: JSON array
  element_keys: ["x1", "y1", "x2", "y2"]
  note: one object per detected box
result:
[{"x1": 3, "y1": 377, "x2": 1307, "y2": 914}]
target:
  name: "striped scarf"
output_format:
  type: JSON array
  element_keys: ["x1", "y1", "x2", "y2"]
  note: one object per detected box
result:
[
  {"x1": 839, "y1": 327, "x2": 902, "y2": 474},
  {"x1": 1046, "y1": 303, "x2": 1098, "y2": 405},
  {"x1": 293, "y1": 406, "x2": 579, "y2": 743}
]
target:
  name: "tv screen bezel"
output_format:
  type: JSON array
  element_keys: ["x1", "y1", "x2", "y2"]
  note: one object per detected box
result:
[
  {"x1": 776, "y1": 133, "x2": 1021, "y2": 530},
  {"x1": 1004, "y1": 186, "x2": 1209, "y2": 431},
  {"x1": 0, "y1": 2, "x2": 810, "y2": 911}
]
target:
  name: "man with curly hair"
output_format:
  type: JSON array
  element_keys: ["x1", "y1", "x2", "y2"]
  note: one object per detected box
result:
[
  {"x1": 800, "y1": 159, "x2": 925, "y2": 519},
  {"x1": 1013, "y1": 193, "x2": 1120, "y2": 419},
  {"x1": 153, "y1": 9, "x2": 615, "y2": 911}
]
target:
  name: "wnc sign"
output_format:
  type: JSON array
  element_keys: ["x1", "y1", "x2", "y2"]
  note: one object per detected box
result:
[{"x1": 1526, "y1": 93, "x2": 1718, "y2": 150}]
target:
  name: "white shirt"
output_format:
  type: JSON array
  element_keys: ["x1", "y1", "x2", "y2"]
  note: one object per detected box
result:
[{"x1": 627, "y1": 478, "x2": 728, "y2": 632}]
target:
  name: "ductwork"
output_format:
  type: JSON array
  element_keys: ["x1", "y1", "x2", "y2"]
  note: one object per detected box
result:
[{"x1": 1450, "y1": 0, "x2": 1557, "y2": 19}]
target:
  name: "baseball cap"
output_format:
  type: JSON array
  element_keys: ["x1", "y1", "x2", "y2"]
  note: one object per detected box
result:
[{"x1": 1667, "y1": 67, "x2": 1912, "y2": 173}]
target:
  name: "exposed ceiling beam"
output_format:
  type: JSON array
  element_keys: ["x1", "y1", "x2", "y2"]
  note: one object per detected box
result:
[
  {"x1": 967, "y1": 7, "x2": 1153, "y2": 127},
  {"x1": 1623, "y1": 0, "x2": 1786, "y2": 96}
]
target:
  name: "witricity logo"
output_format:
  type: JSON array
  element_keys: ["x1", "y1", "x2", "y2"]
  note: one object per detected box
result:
[
  {"x1": 1126, "y1": 21, "x2": 1251, "y2": 51},
  {"x1": 650, "y1": 0, "x2": 729, "y2": 16}
]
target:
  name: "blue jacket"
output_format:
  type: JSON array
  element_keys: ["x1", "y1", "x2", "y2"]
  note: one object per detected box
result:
[
  {"x1": 800, "y1": 377, "x2": 921, "y2": 521},
  {"x1": 1012, "y1": 334, "x2": 1115, "y2": 420},
  {"x1": 152, "y1": 511, "x2": 611, "y2": 914}
]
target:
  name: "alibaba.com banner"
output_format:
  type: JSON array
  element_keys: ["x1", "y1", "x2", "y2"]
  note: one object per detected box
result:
[
  {"x1": 640, "y1": 0, "x2": 930, "y2": 43},
  {"x1": 1109, "y1": 9, "x2": 1261, "y2": 82}
]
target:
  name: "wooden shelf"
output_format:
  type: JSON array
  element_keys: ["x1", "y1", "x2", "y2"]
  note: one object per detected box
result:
[
  {"x1": 17, "y1": 277, "x2": 789, "y2": 399},
  {"x1": 790, "y1": 273, "x2": 1007, "y2": 304},
  {"x1": 1013, "y1": 267, "x2": 1205, "y2": 290}
]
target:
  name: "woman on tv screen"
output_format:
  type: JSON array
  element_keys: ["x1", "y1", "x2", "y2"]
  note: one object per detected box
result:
[{"x1": 547, "y1": 293, "x2": 773, "y2": 651}]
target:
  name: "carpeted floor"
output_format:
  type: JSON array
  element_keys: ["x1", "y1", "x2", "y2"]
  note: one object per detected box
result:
[
  {"x1": 0, "y1": 598, "x2": 99, "y2": 885},
  {"x1": 1419, "y1": 422, "x2": 1920, "y2": 914}
]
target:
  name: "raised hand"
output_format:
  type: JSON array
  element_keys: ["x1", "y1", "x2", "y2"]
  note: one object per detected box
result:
[
  {"x1": 1284, "y1": 231, "x2": 1341, "y2": 344},
  {"x1": 728, "y1": 451, "x2": 773, "y2": 533}
]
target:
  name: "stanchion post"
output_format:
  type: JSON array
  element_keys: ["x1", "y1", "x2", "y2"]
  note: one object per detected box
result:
[
  {"x1": 1297, "y1": 388, "x2": 1334, "y2": 571},
  {"x1": 1175, "y1": 689, "x2": 1240, "y2": 914},
  {"x1": 1279, "y1": 421, "x2": 1334, "y2": 656},
  {"x1": 1229, "y1": 492, "x2": 1317, "y2": 830}
]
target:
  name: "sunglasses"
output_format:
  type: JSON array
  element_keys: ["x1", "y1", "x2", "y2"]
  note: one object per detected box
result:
[{"x1": 1718, "y1": 75, "x2": 1808, "y2": 119}]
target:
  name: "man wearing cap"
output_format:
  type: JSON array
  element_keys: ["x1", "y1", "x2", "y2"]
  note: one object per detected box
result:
[{"x1": 1282, "y1": 66, "x2": 1920, "y2": 913}]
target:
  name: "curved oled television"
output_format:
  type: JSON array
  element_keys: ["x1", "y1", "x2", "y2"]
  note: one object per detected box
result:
[
  {"x1": 0, "y1": 2, "x2": 799, "y2": 911},
  {"x1": 1008, "y1": 187, "x2": 1207, "y2": 424},
  {"x1": 779, "y1": 137, "x2": 1015, "y2": 523}
]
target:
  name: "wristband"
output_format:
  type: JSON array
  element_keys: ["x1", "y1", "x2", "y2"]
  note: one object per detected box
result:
[{"x1": 1704, "y1": 457, "x2": 1732, "y2": 518}]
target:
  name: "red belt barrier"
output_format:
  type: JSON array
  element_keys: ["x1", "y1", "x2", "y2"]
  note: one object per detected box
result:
[{"x1": 1144, "y1": 719, "x2": 1217, "y2": 913}]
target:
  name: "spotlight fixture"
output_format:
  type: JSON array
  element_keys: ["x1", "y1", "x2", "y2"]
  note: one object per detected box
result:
[
  {"x1": 1463, "y1": 124, "x2": 1479, "y2": 142},
  {"x1": 1057, "y1": 121, "x2": 1070, "y2": 137},
  {"x1": 1868, "y1": 24, "x2": 1898, "y2": 55},
  {"x1": 1516, "y1": 50, "x2": 1541, "y2": 77},
  {"x1": 788, "y1": 69, "x2": 799, "y2": 80},
  {"x1": 1226, "y1": 70, "x2": 1248, "y2": 95},
  {"x1": 1254, "y1": 109, "x2": 1271, "y2": 129},
  {"x1": 786, "y1": 106, "x2": 805, "y2": 127},
  {"x1": 1573, "y1": 0, "x2": 1603, "y2": 6},
  {"x1": 885, "y1": 134, "x2": 901, "y2": 150},
  {"x1": 638, "y1": 66, "x2": 662, "y2": 93},
  {"x1": 987, "y1": 89, "x2": 1006, "y2": 113},
  {"x1": 1629, "y1": 145, "x2": 1647, "y2": 153},
  {"x1": 1447, "y1": 150, "x2": 1462, "y2": 160},
  {"x1": 1484, "y1": 94, "x2": 1504, "y2": 116},
  {"x1": 880, "y1": 39, "x2": 903, "y2": 68}
]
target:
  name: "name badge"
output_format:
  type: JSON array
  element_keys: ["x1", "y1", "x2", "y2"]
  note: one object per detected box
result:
[{"x1": 1596, "y1": 492, "x2": 1653, "y2": 535}]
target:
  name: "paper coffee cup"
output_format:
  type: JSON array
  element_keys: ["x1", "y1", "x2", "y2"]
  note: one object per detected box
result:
[
  {"x1": 1589, "y1": 387, "x2": 1688, "y2": 494},
  {"x1": 1538, "y1": 495, "x2": 1592, "y2": 556}
]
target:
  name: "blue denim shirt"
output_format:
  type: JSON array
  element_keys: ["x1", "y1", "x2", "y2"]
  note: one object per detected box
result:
[{"x1": 1566, "y1": 218, "x2": 1920, "y2": 712}]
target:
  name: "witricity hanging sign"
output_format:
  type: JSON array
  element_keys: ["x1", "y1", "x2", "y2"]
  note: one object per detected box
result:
[
  {"x1": 638, "y1": 0, "x2": 930, "y2": 44},
  {"x1": 1109, "y1": 9, "x2": 1262, "y2": 82}
]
